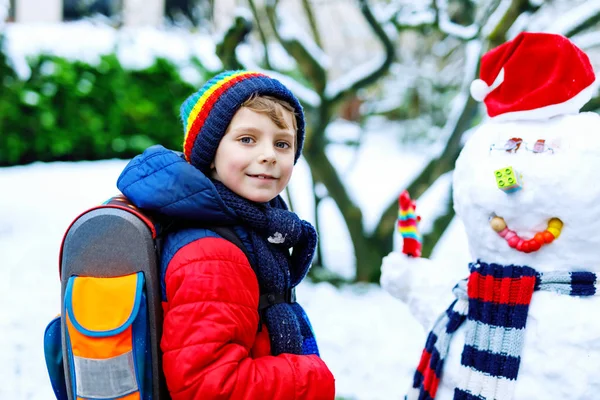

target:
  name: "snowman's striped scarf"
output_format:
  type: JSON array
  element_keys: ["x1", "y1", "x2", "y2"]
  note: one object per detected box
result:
[{"x1": 407, "y1": 261, "x2": 598, "y2": 400}]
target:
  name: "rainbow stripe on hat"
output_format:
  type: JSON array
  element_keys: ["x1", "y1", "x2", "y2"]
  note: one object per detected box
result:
[{"x1": 182, "y1": 71, "x2": 265, "y2": 162}]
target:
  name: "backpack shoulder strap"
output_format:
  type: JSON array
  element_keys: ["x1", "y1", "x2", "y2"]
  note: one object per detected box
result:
[
  {"x1": 211, "y1": 225, "x2": 296, "y2": 332},
  {"x1": 210, "y1": 226, "x2": 258, "y2": 274},
  {"x1": 168, "y1": 222, "x2": 294, "y2": 331},
  {"x1": 210, "y1": 225, "x2": 290, "y2": 332}
]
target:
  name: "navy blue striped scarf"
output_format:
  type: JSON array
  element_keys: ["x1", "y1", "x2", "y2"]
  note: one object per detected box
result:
[
  {"x1": 213, "y1": 181, "x2": 320, "y2": 356},
  {"x1": 409, "y1": 261, "x2": 598, "y2": 400}
]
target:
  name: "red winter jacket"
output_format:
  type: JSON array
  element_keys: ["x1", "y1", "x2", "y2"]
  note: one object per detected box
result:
[
  {"x1": 117, "y1": 146, "x2": 335, "y2": 399},
  {"x1": 161, "y1": 236, "x2": 335, "y2": 399}
]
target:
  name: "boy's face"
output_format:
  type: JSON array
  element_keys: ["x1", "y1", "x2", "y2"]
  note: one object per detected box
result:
[{"x1": 211, "y1": 107, "x2": 296, "y2": 203}]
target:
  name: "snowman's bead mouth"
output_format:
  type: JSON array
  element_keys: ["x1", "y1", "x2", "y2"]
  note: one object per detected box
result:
[{"x1": 489, "y1": 216, "x2": 563, "y2": 253}]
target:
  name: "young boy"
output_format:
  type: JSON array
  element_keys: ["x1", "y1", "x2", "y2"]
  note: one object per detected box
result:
[{"x1": 116, "y1": 71, "x2": 335, "y2": 399}]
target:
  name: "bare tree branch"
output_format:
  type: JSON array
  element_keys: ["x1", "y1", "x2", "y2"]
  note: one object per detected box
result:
[
  {"x1": 391, "y1": 9, "x2": 436, "y2": 31},
  {"x1": 215, "y1": 12, "x2": 253, "y2": 70},
  {"x1": 301, "y1": 0, "x2": 323, "y2": 49},
  {"x1": 247, "y1": 0, "x2": 272, "y2": 69},
  {"x1": 484, "y1": 0, "x2": 528, "y2": 46},
  {"x1": 265, "y1": 0, "x2": 327, "y2": 95},
  {"x1": 435, "y1": 0, "x2": 479, "y2": 40},
  {"x1": 327, "y1": 0, "x2": 396, "y2": 105}
]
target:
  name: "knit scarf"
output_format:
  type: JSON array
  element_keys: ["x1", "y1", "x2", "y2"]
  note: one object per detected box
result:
[
  {"x1": 409, "y1": 261, "x2": 598, "y2": 400},
  {"x1": 212, "y1": 181, "x2": 320, "y2": 356}
]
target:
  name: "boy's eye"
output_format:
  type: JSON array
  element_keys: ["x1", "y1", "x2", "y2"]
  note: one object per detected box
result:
[
  {"x1": 240, "y1": 137, "x2": 254, "y2": 144},
  {"x1": 276, "y1": 142, "x2": 291, "y2": 149}
]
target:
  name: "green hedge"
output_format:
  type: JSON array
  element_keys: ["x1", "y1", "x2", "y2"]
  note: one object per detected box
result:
[{"x1": 0, "y1": 43, "x2": 217, "y2": 166}]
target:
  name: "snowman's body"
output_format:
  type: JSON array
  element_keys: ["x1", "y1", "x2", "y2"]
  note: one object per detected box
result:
[{"x1": 381, "y1": 112, "x2": 600, "y2": 399}]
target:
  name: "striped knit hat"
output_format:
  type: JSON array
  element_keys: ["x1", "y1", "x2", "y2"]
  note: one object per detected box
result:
[{"x1": 181, "y1": 70, "x2": 306, "y2": 172}]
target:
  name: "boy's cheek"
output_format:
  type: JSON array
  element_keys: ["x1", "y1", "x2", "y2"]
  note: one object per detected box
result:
[{"x1": 280, "y1": 166, "x2": 294, "y2": 186}]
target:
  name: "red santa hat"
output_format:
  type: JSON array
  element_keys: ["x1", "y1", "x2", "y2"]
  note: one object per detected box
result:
[{"x1": 470, "y1": 32, "x2": 596, "y2": 121}]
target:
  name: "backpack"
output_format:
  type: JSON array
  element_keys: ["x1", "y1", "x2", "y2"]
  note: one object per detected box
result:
[{"x1": 43, "y1": 194, "x2": 267, "y2": 400}]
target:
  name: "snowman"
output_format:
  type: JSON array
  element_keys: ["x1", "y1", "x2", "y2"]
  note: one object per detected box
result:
[{"x1": 381, "y1": 32, "x2": 600, "y2": 400}]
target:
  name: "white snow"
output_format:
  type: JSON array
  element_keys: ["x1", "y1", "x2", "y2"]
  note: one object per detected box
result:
[
  {"x1": 571, "y1": 30, "x2": 600, "y2": 51},
  {"x1": 481, "y1": 0, "x2": 514, "y2": 39},
  {"x1": 3, "y1": 22, "x2": 223, "y2": 80},
  {"x1": 542, "y1": 0, "x2": 600, "y2": 37},
  {"x1": 233, "y1": 6, "x2": 253, "y2": 22},
  {"x1": 506, "y1": 12, "x2": 532, "y2": 41},
  {"x1": 395, "y1": 10, "x2": 436, "y2": 28},
  {"x1": 433, "y1": 39, "x2": 481, "y2": 152},
  {"x1": 276, "y1": 8, "x2": 330, "y2": 70},
  {"x1": 413, "y1": 171, "x2": 453, "y2": 236},
  {"x1": 0, "y1": 0, "x2": 8, "y2": 30},
  {"x1": 325, "y1": 56, "x2": 387, "y2": 100},
  {"x1": 435, "y1": 0, "x2": 478, "y2": 40},
  {"x1": 266, "y1": 41, "x2": 298, "y2": 71},
  {"x1": 261, "y1": 69, "x2": 322, "y2": 108}
]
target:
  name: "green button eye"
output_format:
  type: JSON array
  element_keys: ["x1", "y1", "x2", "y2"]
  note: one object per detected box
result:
[
  {"x1": 505, "y1": 168, "x2": 511, "y2": 174},
  {"x1": 499, "y1": 180, "x2": 504, "y2": 186},
  {"x1": 495, "y1": 171, "x2": 502, "y2": 177},
  {"x1": 508, "y1": 178, "x2": 514, "y2": 184}
]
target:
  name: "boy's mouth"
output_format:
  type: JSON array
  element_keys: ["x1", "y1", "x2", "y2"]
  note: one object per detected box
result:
[{"x1": 247, "y1": 174, "x2": 277, "y2": 180}]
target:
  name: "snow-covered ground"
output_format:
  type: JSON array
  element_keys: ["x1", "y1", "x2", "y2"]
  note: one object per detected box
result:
[{"x1": 0, "y1": 120, "x2": 471, "y2": 399}]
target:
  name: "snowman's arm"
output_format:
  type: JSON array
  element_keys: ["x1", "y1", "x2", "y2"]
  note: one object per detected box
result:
[{"x1": 381, "y1": 252, "x2": 459, "y2": 329}]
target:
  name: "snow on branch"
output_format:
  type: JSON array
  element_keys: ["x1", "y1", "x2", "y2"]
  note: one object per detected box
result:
[
  {"x1": 325, "y1": 56, "x2": 385, "y2": 99},
  {"x1": 435, "y1": 0, "x2": 479, "y2": 40},
  {"x1": 265, "y1": 69, "x2": 321, "y2": 108},
  {"x1": 394, "y1": 9, "x2": 436, "y2": 29},
  {"x1": 481, "y1": 0, "x2": 514, "y2": 39},
  {"x1": 543, "y1": 0, "x2": 600, "y2": 37},
  {"x1": 326, "y1": 0, "x2": 395, "y2": 105},
  {"x1": 572, "y1": 31, "x2": 600, "y2": 51},
  {"x1": 215, "y1": 8, "x2": 253, "y2": 70},
  {"x1": 265, "y1": 0, "x2": 327, "y2": 95},
  {"x1": 276, "y1": 10, "x2": 329, "y2": 70},
  {"x1": 438, "y1": 40, "x2": 482, "y2": 143},
  {"x1": 1, "y1": 0, "x2": 7, "y2": 31},
  {"x1": 506, "y1": 11, "x2": 532, "y2": 40}
]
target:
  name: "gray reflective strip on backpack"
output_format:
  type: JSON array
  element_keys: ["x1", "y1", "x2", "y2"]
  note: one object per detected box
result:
[{"x1": 74, "y1": 351, "x2": 138, "y2": 398}]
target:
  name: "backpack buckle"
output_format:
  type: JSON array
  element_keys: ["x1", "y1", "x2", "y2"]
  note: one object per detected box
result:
[
  {"x1": 257, "y1": 288, "x2": 296, "y2": 332},
  {"x1": 286, "y1": 287, "x2": 296, "y2": 304},
  {"x1": 258, "y1": 288, "x2": 296, "y2": 311}
]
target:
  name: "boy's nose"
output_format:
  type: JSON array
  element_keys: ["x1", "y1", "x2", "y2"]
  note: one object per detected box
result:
[
  {"x1": 258, "y1": 147, "x2": 276, "y2": 164},
  {"x1": 259, "y1": 154, "x2": 276, "y2": 164}
]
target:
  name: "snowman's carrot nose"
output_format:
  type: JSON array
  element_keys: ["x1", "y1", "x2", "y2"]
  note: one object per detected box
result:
[
  {"x1": 490, "y1": 216, "x2": 563, "y2": 253},
  {"x1": 494, "y1": 166, "x2": 523, "y2": 194}
]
